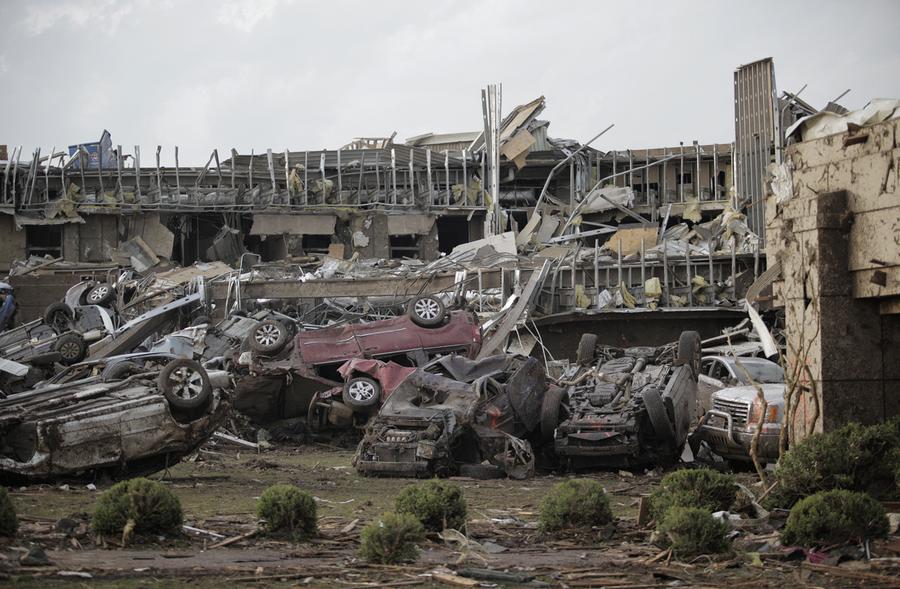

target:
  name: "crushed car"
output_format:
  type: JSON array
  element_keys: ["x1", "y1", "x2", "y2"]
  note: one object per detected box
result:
[
  {"x1": 693, "y1": 356, "x2": 785, "y2": 467},
  {"x1": 0, "y1": 357, "x2": 231, "y2": 481},
  {"x1": 546, "y1": 331, "x2": 701, "y2": 470},
  {"x1": 354, "y1": 354, "x2": 550, "y2": 479},
  {"x1": 236, "y1": 296, "x2": 482, "y2": 427}
]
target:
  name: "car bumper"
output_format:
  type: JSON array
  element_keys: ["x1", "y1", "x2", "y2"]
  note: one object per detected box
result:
[{"x1": 696, "y1": 410, "x2": 780, "y2": 462}]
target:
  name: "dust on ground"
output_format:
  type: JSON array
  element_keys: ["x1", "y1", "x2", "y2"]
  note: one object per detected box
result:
[{"x1": 2, "y1": 445, "x2": 897, "y2": 588}]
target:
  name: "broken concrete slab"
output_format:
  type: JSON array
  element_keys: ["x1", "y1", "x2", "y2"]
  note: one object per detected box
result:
[{"x1": 250, "y1": 214, "x2": 335, "y2": 236}]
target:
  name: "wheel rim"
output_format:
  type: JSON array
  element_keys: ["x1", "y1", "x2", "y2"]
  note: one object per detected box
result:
[
  {"x1": 59, "y1": 341, "x2": 80, "y2": 360},
  {"x1": 168, "y1": 366, "x2": 204, "y2": 400},
  {"x1": 255, "y1": 324, "x2": 282, "y2": 347},
  {"x1": 89, "y1": 286, "x2": 109, "y2": 302},
  {"x1": 414, "y1": 298, "x2": 440, "y2": 320},
  {"x1": 348, "y1": 380, "x2": 376, "y2": 402}
]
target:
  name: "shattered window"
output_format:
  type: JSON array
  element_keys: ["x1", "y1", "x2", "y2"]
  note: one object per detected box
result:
[
  {"x1": 389, "y1": 235, "x2": 420, "y2": 259},
  {"x1": 25, "y1": 226, "x2": 63, "y2": 258}
]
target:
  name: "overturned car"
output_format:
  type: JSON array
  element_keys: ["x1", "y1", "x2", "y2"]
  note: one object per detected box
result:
[
  {"x1": 354, "y1": 354, "x2": 549, "y2": 479},
  {"x1": 547, "y1": 331, "x2": 701, "y2": 470},
  {"x1": 237, "y1": 296, "x2": 482, "y2": 428},
  {"x1": 0, "y1": 354, "x2": 231, "y2": 481}
]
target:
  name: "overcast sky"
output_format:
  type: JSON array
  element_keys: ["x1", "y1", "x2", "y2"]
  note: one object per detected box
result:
[{"x1": 2, "y1": 0, "x2": 899, "y2": 164}]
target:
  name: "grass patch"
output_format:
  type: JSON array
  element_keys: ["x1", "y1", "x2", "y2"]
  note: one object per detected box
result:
[
  {"x1": 395, "y1": 480, "x2": 467, "y2": 532},
  {"x1": 359, "y1": 512, "x2": 425, "y2": 564},
  {"x1": 539, "y1": 479, "x2": 613, "y2": 532},
  {"x1": 257, "y1": 484, "x2": 317, "y2": 542},
  {"x1": 781, "y1": 489, "x2": 889, "y2": 547}
]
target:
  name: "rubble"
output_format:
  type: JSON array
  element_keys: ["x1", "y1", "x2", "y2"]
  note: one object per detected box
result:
[{"x1": 0, "y1": 51, "x2": 896, "y2": 587}]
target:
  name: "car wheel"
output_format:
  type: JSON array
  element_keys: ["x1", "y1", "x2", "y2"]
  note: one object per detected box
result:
[
  {"x1": 86, "y1": 283, "x2": 116, "y2": 307},
  {"x1": 43, "y1": 302, "x2": 74, "y2": 333},
  {"x1": 54, "y1": 332, "x2": 87, "y2": 365},
  {"x1": 540, "y1": 385, "x2": 568, "y2": 442},
  {"x1": 458, "y1": 463, "x2": 506, "y2": 480},
  {"x1": 342, "y1": 376, "x2": 381, "y2": 409},
  {"x1": 249, "y1": 320, "x2": 288, "y2": 354},
  {"x1": 676, "y1": 331, "x2": 701, "y2": 377},
  {"x1": 158, "y1": 358, "x2": 212, "y2": 411},
  {"x1": 576, "y1": 333, "x2": 598, "y2": 366},
  {"x1": 643, "y1": 387, "x2": 676, "y2": 444},
  {"x1": 407, "y1": 296, "x2": 446, "y2": 327},
  {"x1": 101, "y1": 360, "x2": 142, "y2": 382}
]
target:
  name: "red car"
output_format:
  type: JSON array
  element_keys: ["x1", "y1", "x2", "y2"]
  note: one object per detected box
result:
[{"x1": 241, "y1": 296, "x2": 482, "y2": 428}]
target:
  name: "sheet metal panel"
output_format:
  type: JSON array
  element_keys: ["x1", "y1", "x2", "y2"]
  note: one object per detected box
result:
[{"x1": 734, "y1": 58, "x2": 779, "y2": 239}]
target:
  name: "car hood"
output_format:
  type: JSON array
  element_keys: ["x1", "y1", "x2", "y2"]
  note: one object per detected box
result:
[{"x1": 713, "y1": 383, "x2": 785, "y2": 406}]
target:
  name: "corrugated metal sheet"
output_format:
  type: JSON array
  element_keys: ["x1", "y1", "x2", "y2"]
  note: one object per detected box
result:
[{"x1": 734, "y1": 58, "x2": 779, "y2": 238}]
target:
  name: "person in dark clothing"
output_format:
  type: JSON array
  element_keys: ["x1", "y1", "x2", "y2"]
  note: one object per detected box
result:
[{"x1": 0, "y1": 282, "x2": 18, "y2": 332}]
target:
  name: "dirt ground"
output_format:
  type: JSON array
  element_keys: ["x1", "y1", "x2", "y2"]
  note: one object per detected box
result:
[{"x1": 2, "y1": 444, "x2": 898, "y2": 588}]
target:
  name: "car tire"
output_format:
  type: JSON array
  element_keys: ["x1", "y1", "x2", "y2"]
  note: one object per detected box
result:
[
  {"x1": 158, "y1": 358, "x2": 212, "y2": 412},
  {"x1": 342, "y1": 376, "x2": 381, "y2": 409},
  {"x1": 191, "y1": 315, "x2": 211, "y2": 326},
  {"x1": 407, "y1": 296, "x2": 446, "y2": 328},
  {"x1": 643, "y1": 387, "x2": 676, "y2": 444},
  {"x1": 85, "y1": 283, "x2": 116, "y2": 307},
  {"x1": 54, "y1": 332, "x2": 87, "y2": 365},
  {"x1": 576, "y1": 333, "x2": 598, "y2": 366},
  {"x1": 458, "y1": 463, "x2": 506, "y2": 480},
  {"x1": 43, "y1": 302, "x2": 74, "y2": 333},
  {"x1": 101, "y1": 361, "x2": 142, "y2": 382},
  {"x1": 540, "y1": 385, "x2": 567, "y2": 442},
  {"x1": 249, "y1": 320, "x2": 288, "y2": 354},
  {"x1": 676, "y1": 330, "x2": 701, "y2": 377}
]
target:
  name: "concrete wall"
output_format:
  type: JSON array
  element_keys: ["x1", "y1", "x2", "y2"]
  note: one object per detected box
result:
[
  {"x1": 766, "y1": 118, "x2": 900, "y2": 437},
  {"x1": 0, "y1": 216, "x2": 27, "y2": 272}
]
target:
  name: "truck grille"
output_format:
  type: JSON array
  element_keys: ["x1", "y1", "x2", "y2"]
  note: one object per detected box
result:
[{"x1": 712, "y1": 398, "x2": 751, "y2": 426}]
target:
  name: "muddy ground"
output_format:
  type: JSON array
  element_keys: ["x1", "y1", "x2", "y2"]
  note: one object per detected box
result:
[{"x1": 2, "y1": 444, "x2": 898, "y2": 588}]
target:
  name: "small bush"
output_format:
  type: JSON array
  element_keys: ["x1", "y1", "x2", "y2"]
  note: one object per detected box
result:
[
  {"x1": 657, "y1": 506, "x2": 730, "y2": 558},
  {"x1": 781, "y1": 489, "x2": 889, "y2": 547},
  {"x1": 395, "y1": 480, "x2": 467, "y2": 532},
  {"x1": 539, "y1": 479, "x2": 613, "y2": 532},
  {"x1": 766, "y1": 419, "x2": 900, "y2": 509},
  {"x1": 93, "y1": 478, "x2": 183, "y2": 537},
  {"x1": 649, "y1": 469, "x2": 737, "y2": 521},
  {"x1": 257, "y1": 484, "x2": 317, "y2": 542},
  {"x1": 0, "y1": 487, "x2": 18, "y2": 537},
  {"x1": 359, "y1": 512, "x2": 425, "y2": 564}
]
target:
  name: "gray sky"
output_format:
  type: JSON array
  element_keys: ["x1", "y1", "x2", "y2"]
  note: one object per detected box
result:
[{"x1": 2, "y1": 0, "x2": 899, "y2": 164}]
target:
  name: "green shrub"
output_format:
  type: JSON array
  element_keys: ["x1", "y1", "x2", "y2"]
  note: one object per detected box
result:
[
  {"x1": 93, "y1": 478, "x2": 182, "y2": 537},
  {"x1": 781, "y1": 489, "x2": 889, "y2": 547},
  {"x1": 359, "y1": 512, "x2": 425, "y2": 564},
  {"x1": 257, "y1": 484, "x2": 317, "y2": 542},
  {"x1": 766, "y1": 419, "x2": 900, "y2": 509},
  {"x1": 657, "y1": 506, "x2": 730, "y2": 558},
  {"x1": 649, "y1": 469, "x2": 737, "y2": 521},
  {"x1": 395, "y1": 480, "x2": 467, "y2": 532},
  {"x1": 539, "y1": 479, "x2": 613, "y2": 532},
  {"x1": 0, "y1": 487, "x2": 18, "y2": 537}
]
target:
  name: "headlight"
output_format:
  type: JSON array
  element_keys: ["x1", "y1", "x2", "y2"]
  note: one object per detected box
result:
[{"x1": 748, "y1": 399, "x2": 779, "y2": 424}]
